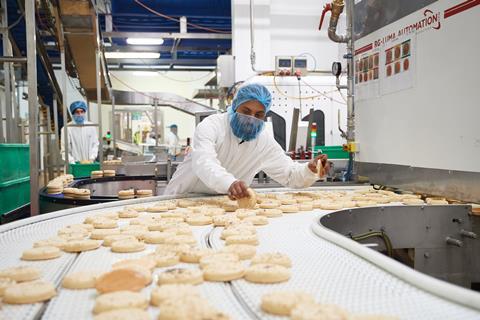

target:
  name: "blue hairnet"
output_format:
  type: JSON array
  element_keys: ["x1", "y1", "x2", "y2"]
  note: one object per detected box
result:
[
  {"x1": 69, "y1": 101, "x2": 87, "y2": 114},
  {"x1": 232, "y1": 83, "x2": 272, "y2": 113},
  {"x1": 168, "y1": 124, "x2": 178, "y2": 129}
]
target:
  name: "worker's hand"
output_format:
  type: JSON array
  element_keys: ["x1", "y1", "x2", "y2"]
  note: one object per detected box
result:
[
  {"x1": 308, "y1": 154, "x2": 330, "y2": 176},
  {"x1": 228, "y1": 180, "x2": 249, "y2": 200}
]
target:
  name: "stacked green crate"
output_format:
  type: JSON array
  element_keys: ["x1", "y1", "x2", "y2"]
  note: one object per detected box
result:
[
  {"x1": 68, "y1": 162, "x2": 101, "y2": 178},
  {"x1": 0, "y1": 144, "x2": 30, "y2": 215}
]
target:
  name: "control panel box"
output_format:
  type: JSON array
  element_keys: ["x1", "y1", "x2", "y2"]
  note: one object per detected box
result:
[{"x1": 275, "y1": 56, "x2": 293, "y2": 76}]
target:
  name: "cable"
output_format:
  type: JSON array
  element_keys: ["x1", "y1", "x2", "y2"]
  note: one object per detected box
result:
[
  {"x1": 273, "y1": 76, "x2": 346, "y2": 104},
  {"x1": 351, "y1": 231, "x2": 394, "y2": 257},
  {"x1": 134, "y1": 0, "x2": 230, "y2": 34},
  {"x1": 7, "y1": 13, "x2": 24, "y2": 30},
  {"x1": 156, "y1": 71, "x2": 213, "y2": 83},
  {"x1": 296, "y1": 52, "x2": 317, "y2": 71}
]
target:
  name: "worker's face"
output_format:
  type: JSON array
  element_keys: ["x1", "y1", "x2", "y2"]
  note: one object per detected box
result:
[
  {"x1": 171, "y1": 127, "x2": 178, "y2": 135},
  {"x1": 72, "y1": 108, "x2": 86, "y2": 124},
  {"x1": 236, "y1": 100, "x2": 266, "y2": 120}
]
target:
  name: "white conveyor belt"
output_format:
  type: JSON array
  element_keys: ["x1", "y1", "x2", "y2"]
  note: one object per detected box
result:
[{"x1": 0, "y1": 186, "x2": 479, "y2": 319}]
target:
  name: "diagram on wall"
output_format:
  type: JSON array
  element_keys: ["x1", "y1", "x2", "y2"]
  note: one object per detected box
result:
[
  {"x1": 355, "y1": 50, "x2": 380, "y2": 101},
  {"x1": 380, "y1": 35, "x2": 416, "y2": 95}
]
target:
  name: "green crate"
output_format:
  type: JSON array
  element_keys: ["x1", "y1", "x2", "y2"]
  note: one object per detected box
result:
[
  {"x1": 68, "y1": 162, "x2": 101, "y2": 178},
  {"x1": 314, "y1": 145, "x2": 349, "y2": 159},
  {"x1": 0, "y1": 144, "x2": 30, "y2": 183},
  {"x1": 0, "y1": 176, "x2": 30, "y2": 215}
]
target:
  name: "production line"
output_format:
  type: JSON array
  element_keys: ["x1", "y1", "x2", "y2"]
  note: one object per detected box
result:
[{"x1": 1, "y1": 188, "x2": 479, "y2": 320}]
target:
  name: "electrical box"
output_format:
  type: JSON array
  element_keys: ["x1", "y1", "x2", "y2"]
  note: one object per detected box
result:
[
  {"x1": 293, "y1": 57, "x2": 308, "y2": 77},
  {"x1": 275, "y1": 56, "x2": 293, "y2": 76},
  {"x1": 217, "y1": 55, "x2": 235, "y2": 88}
]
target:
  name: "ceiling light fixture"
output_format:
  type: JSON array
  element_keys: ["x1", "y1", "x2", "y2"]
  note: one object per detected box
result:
[
  {"x1": 104, "y1": 52, "x2": 160, "y2": 59},
  {"x1": 126, "y1": 38, "x2": 165, "y2": 45}
]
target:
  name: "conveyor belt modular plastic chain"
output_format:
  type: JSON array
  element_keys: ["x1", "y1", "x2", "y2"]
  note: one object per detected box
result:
[{"x1": 0, "y1": 187, "x2": 479, "y2": 319}]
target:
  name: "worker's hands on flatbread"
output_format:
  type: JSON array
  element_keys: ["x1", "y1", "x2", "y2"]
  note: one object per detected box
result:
[
  {"x1": 228, "y1": 180, "x2": 249, "y2": 200},
  {"x1": 308, "y1": 154, "x2": 330, "y2": 177}
]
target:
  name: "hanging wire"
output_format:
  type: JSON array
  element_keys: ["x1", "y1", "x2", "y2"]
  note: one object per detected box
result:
[{"x1": 133, "y1": 0, "x2": 231, "y2": 34}]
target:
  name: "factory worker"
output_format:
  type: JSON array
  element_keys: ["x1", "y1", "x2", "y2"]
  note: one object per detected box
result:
[
  {"x1": 165, "y1": 124, "x2": 181, "y2": 156},
  {"x1": 61, "y1": 101, "x2": 99, "y2": 164},
  {"x1": 164, "y1": 83, "x2": 329, "y2": 199}
]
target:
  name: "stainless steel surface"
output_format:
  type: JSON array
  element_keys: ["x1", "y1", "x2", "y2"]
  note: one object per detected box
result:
[
  {"x1": 102, "y1": 31, "x2": 231, "y2": 40},
  {"x1": 96, "y1": 49, "x2": 103, "y2": 163},
  {"x1": 319, "y1": 205, "x2": 479, "y2": 289},
  {"x1": 52, "y1": 96, "x2": 60, "y2": 172},
  {"x1": 111, "y1": 95, "x2": 116, "y2": 154},
  {"x1": 445, "y1": 236, "x2": 463, "y2": 248},
  {"x1": 0, "y1": 56, "x2": 27, "y2": 63},
  {"x1": 80, "y1": 179, "x2": 158, "y2": 197},
  {"x1": 26, "y1": 0, "x2": 39, "y2": 215},
  {"x1": 154, "y1": 98, "x2": 158, "y2": 147},
  {"x1": 357, "y1": 162, "x2": 480, "y2": 203},
  {"x1": 2, "y1": 0, "x2": 12, "y2": 142},
  {"x1": 289, "y1": 108, "x2": 299, "y2": 152},
  {"x1": 61, "y1": 48, "x2": 69, "y2": 172},
  {"x1": 460, "y1": 229, "x2": 477, "y2": 239},
  {"x1": 111, "y1": 90, "x2": 216, "y2": 115}
]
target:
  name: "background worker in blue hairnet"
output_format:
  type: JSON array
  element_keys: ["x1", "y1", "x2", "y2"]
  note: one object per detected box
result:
[
  {"x1": 164, "y1": 83, "x2": 329, "y2": 199},
  {"x1": 61, "y1": 101, "x2": 99, "y2": 164}
]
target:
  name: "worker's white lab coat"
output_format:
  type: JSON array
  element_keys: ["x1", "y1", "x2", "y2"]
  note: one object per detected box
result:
[
  {"x1": 166, "y1": 131, "x2": 181, "y2": 156},
  {"x1": 164, "y1": 113, "x2": 318, "y2": 195},
  {"x1": 60, "y1": 121, "x2": 99, "y2": 164}
]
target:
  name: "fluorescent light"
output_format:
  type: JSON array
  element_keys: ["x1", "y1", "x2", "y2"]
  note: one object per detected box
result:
[
  {"x1": 105, "y1": 52, "x2": 160, "y2": 59},
  {"x1": 127, "y1": 38, "x2": 164, "y2": 45},
  {"x1": 123, "y1": 65, "x2": 169, "y2": 70}
]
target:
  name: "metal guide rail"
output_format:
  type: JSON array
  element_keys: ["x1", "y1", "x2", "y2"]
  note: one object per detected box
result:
[{"x1": 0, "y1": 187, "x2": 479, "y2": 319}]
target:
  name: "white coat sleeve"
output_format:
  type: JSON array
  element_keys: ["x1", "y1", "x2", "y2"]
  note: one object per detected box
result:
[
  {"x1": 89, "y1": 127, "x2": 99, "y2": 162},
  {"x1": 191, "y1": 118, "x2": 237, "y2": 194},
  {"x1": 261, "y1": 137, "x2": 318, "y2": 189},
  {"x1": 60, "y1": 126, "x2": 76, "y2": 164}
]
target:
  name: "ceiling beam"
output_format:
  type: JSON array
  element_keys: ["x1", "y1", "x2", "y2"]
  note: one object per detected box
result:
[{"x1": 102, "y1": 32, "x2": 231, "y2": 40}]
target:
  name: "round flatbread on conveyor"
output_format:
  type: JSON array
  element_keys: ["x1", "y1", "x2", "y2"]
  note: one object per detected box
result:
[
  {"x1": 95, "y1": 268, "x2": 149, "y2": 293},
  {"x1": 157, "y1": 268, "x2": 204, "y2": 285},
  {"x1": 225, "y1": 234, "x2": 259, "y2": 246},
  {"x1": 203, "y1": 261, "x2": 245, "y2": 282},
  {"x1": 261, "y1": 291, "x2": 315, "y2": 316},
  {"x1": 0, "y1": 266, "x2": 41, "y2": 282},
  {"x1": 180, "y1": 248, "x2": 215, "y2": 263},
  {"x1": 0, "y1": 278, "x2": 16, "y2": 297},
  {"x1": 3, "y1": 280, "x2": 56, "y2": 304},
  {"x1": 90, "y1": 229, "x2": 121, "y2": 240},
  {"x1": 111, "y1": 239, "x2": 145, "y2": 253},
  {"x1": 251, "y1": 252, "x2": 292, "y2": 268},
  {"x1": 61, "y1": 239, "x2": 102, "y2": 253},
  {"x1": 199, "y1": 253, "x2": 240, "y2": 269},
  {"x1": 221, "y1": 244, "x2": 256, "y2": 260},
  {"x1": 237, "y1": 188, "x2": 257, "y2": 209},
  {"x1": 150, "y1": 284, "x2": 201, "y2": 307},
  {"x1": 244, "y1": 263, "x2": 291, "y2": 284},
  {"x1": 21, "y1": 246, "x2": 62, "y2": 261},
  {"x1": 93, "y1": 291, "x2": 149, "y2": 314}
]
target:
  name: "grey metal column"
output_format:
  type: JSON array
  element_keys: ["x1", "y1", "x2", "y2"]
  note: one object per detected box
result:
[
  {"x1": 0, "y1": 92, "x2": 4, "y2": 142},
  {"x1": 52, "y1": 96, "x2": 60, "y2": 176},
  {"x1": 26, "y1": 0, "x2": 39, "y2": 215},
  {"x1": 111, "y1": 94, "x2": 116, "y2": 156},
  {"x1": 96, "y1": 50, "x2": 103, "y2": 163},
  {"x1": 61, "y1": 49, "x2": 69, "y2": 172},
  {"x1": 1, "y1": 0, "x2": 13, "y2": 142},
  {"x1": 154, "y1": 99, "x2": 159, "y2": 147},
  {"x1": 11, "y1": 63, "x2": 21, "y2": 142}
]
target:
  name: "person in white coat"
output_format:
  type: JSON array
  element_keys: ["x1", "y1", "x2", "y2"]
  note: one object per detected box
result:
[
  {"x1": 165, "y1": 124, "x2": 181, "y2": 156},
  {"x1": 164, "y1": 83, "x2": 329, "y2": 199},
  {"x1": 61, "y1": 101, "x2": 99, "y2": 164}
]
